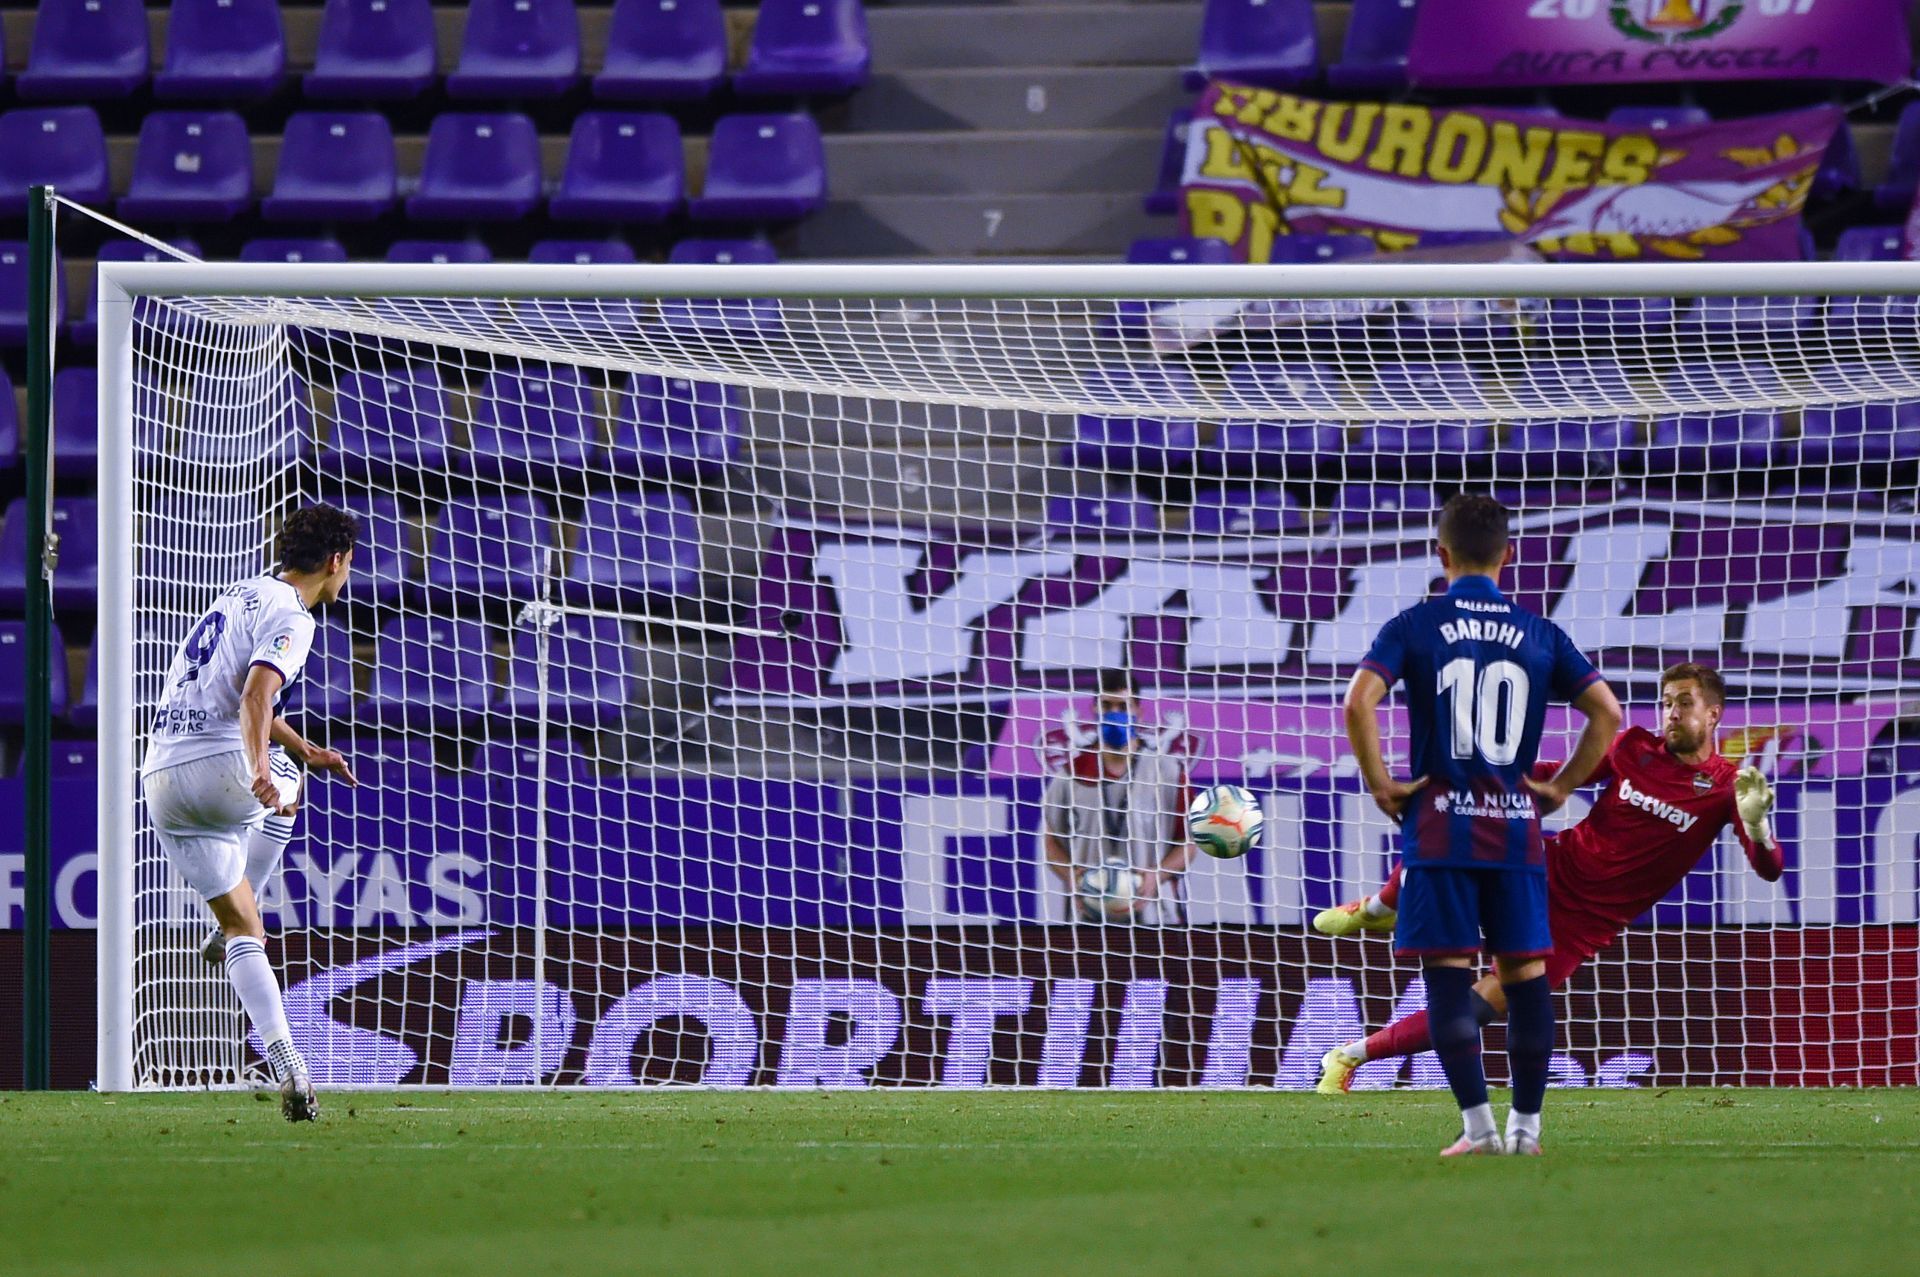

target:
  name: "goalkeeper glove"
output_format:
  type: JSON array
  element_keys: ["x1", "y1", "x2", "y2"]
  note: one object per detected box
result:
[{"x1": 1734, "y1": 766, "x2": 1775, "y2": 843}]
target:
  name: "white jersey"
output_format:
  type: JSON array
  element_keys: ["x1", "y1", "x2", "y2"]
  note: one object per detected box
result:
[{"x1": 142, "y1": 574, "x2": 317, "y2": 775}]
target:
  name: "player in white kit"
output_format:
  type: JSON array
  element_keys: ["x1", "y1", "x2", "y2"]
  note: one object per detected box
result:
[{"x1": 141, "y1": 505, "x2": 359, "y2": 1121}]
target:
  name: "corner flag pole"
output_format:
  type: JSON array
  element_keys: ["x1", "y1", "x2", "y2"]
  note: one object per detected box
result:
[{"x1": 23, "y1": 184, "x2": 58, "y2": 1090}]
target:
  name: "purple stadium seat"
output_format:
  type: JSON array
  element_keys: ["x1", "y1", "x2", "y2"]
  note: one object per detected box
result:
[
  {"x1": 16, "y1": 0, "x2": 149, "y2": 101},
  {"x1": 117, "y1": 112, "x2": 252, "y2": 223},
  {"x1": 1189, "y1": 0, "x2": 1317, "y2": 91},
  {"x1": 1126, "y1": 237, "x2": 1233, "y2": 265},
  {"x1": 688, "y1": 114, "x2": 827, "y2": 223},
  {"x1": 527, "y1": 239, "x2": 636, "y2": 265},
  {"x1": 1835, "y1": 226, "x2": 1905, "y2": 262},
  {"x1": 0, "y1": 498, "x2": 95, "y2": 613},
  {"x1": 1210, "y1": 420, "x2": 1344, "y2": 478},
  {"x1": 1881, "y1": 101, "x2": 1920, "y2": 209},
  {"x1": 474, "y1": 736, "x2": 598, "y2": 781},
  {"x1": 659, "y1": 239, "x2": 783, "y2": 335},
  {"x1": 1814, "y1": 120, "x2": 1862, "y2": 202},
  {"x1": 49, "y1": 737, "x2": 97, "y2": 774},
  {"x1": 496, "y1": 617, "x2": 631, "y2": 728},
  {"x1": 305, "y1": 0, "x2": 438, "y2": 101},
  {"x1": 1510, "y1": 358, "x2": 1633, "y2": 417},
  {"x1": 332, "y1": 735, "x2": 443, "y2": 772},
  {"x1": 51, "y1": 366, "x2": 97, "y2": 480},
  {"x1": 734, "y1": 0, "x2": 872, "y2": 97},
  {"x1": 387, "y1": 240, "x2": 494, "y2": 265},
  {"x1": 1364, "y1": 361, "x2": 1483, "y2": 414},
  {"x1": 460, "y1": 366, "x2": 601, "y2": 481},
  {"x1": 0, "y1": 370, "x2": 17, "y2": 483},
  {"x1": 423, "y1": 495, "x2": 555, "y2": 604},
  {"x1": 0, "y1": 622, "x2": 68, "y2": 725},
  {"x1": 324, "y1": 367, "x2": 454, "y2": 481},
  {"x1": 1222, "y1": 361, "x2": 1349, "y2": 416},
  {"x1": 668, "y1": 238, "x2": 777, "y2": 264},
  {"x1": 334, "y1": 495, "x2": 414, "y2": 607},
  {"x1": 69, "y1": 237, "x2": 203, "y2": 346},
  {"x1": 1328, "y1": 0, "x2": 1416, "y2": 93},
  {"x1": 364, "y1": 616, "x2": 495, "y2": 730},
  {"x1": 0, "y1": 243, "x2": 64, "y2": 347},
  {"x1": 1646, "y1": 411, "x2": 1780, "y2": 474},
  {"x1": 563, "y1": 493, "x2": 702, "y2": 609},
  {"x1": 1189, "y1": 485, "x2": 1304, "y2": 535},
  {"x1": 1334, "y1": 483, "x2": 1438, "y2": 527},
  {"x1": 407, "y1": 113, "x2": 543, "y2": 222},
  {"x1": 1542, "y1": 294, "x2": 1676, "y2": 342},
  {"x1": 1353, "y1": 420, "x2": 1491, "y2": 474},
  {"x1": 283, "y1": 619, "x2": 361, "y2": 722},
  {"x1": 1076, "y1": 362, "x2": 1200, "y2": 474},
  {"x1": 594, "y1": 0, "x2": 726, "y2": 102},
  {"x1": 1044, "y1": 493, "x2": 1159, "y2": 537},
  {"x1": 1269, "y1": 234, "x2": 1374, "y2": 265},
  {"x1": 0, "y1": 107, "x2": 110, "y2": 208},
  {"x1": 1069, "y1": 402, "x2": 1200, "y2": 477},
  {"x1": 1495, "y1": 418, "x2": 1633, "y2": 480},
  {"x1": 549, "y1": 112, "x2": 684, "y2": 224},
  {"x1": 1676, "y1": 295, "x2": 1821, "y2": 341},
  {"x1": 261, "y1": 113, "x2": 396, "y2": 223},
  {"x1": 1795, "y1": 372, "x2": 1920, "y2": 466},
  {"x1": 449, "y1": 0, "x2": 580, "y2": 100},
  {"x1": 1605, "y1": 105, "x2": 1711, "y2": 132},
  {"x1": 154, "y1": 0, "x2": 286, "y2": 102},
  {"x1": 239, "y1": 238, "x2": 348, "y2": 263},
  {"x1": 1142, "y1": 110, "x2": 1191, "y2": 217},
  {"x1": 609, "y1": 374, "x2": 744, "y2": 482}
]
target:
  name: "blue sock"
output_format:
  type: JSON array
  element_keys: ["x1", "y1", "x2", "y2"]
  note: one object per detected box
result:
[
  {"x1": 1425, "y1": 965, "x2": 1489, "y2": 1113},
  {"x1": 1504, "y1": 974, "x2": 1555, "y2": 1116}
]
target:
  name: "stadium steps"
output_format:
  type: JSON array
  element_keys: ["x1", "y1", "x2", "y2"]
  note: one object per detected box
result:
[
  {"x1": 865, "y1": 4, "x2": 1201, "y2": 70},
  {"x1": 828, "y1": 66, "x2": 1190, "y2": 133},
  {"x1": 792, "y1": 191, "x2": 1163, "y2": 256}
]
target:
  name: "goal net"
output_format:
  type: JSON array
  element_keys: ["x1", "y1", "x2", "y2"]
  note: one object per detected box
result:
[{"x1": 97, "y1": 261, "x2": 1920, "y2": 1091}]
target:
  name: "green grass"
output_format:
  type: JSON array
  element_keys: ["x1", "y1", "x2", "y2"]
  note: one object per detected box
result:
[{"x1": 1, "y1": 1090, "x2": 1916, "y2": 1276}]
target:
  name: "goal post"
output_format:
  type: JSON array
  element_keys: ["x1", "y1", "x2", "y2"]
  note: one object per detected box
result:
[{"x1": 97, "y1": 259, "x2": 1920, "y2": 1092}]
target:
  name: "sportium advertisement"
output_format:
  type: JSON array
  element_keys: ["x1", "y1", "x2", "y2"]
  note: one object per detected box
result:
[{"x1": 1178, "y1": 86, "x2": 1837, "y2": 262}]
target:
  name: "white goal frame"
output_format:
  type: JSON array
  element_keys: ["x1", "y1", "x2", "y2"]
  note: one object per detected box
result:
[{"x1": 94, "y1": 258, "x2": 1920, "y2": 1093}]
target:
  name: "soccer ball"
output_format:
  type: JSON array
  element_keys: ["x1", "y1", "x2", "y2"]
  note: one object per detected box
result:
[
  {"x1": 1189, "y1": 784, "x2": 1263, "y2": 859},
  {"x1": 1078, "y1": 860, "x2": 1140, "y2": 921}
]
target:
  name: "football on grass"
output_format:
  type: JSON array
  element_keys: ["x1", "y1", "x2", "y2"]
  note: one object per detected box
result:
[{"x1": 1188, "y1": 784, "x2": 1263, "y2": 859}]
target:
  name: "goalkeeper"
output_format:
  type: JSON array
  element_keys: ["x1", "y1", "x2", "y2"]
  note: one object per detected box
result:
[{"x1": 1314, "y1": 662, "x2": 1784, "y2": 1094}]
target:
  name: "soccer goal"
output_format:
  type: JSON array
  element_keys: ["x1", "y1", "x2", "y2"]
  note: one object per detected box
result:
[{"x1": 96, "y1": 260, "x2": 1920, "y2": 1092}]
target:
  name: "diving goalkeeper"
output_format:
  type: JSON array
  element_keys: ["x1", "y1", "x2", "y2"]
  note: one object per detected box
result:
[{"x1": 1314, "y1": 661, "x2": 1785, "y2": 1094}]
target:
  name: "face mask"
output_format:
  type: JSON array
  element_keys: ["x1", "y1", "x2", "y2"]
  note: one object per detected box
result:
[{"x1": 1099, "y1": 711, "x2": 1138, "y2": 750}]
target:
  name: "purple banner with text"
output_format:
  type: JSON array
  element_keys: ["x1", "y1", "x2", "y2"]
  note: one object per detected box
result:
[
  {"x1": 728, "y1": 501, "x2": 1920, "y2": 706},
  {"x1": 1407, "y1": 0, "x2": 1909, "y2": 90},
  {"x1": 1180, "y1": 84, "x2": 1837, "y2": 261}
]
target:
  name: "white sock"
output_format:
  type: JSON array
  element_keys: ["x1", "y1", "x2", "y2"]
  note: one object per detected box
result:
[
  {"x1": 1507, "y1": 1108, "x2": 1542, "y2": 1142},
  {"x1": 1461, "y1": 1103, "x2": 1499, "y2": 1144},
  {"x1": 1337, "y1": 1040, "x2": 1368, "y2": 1065},
  {"x1": 1362, "y1": 894, "x2": 1394, "y2": 919},
  {"x1": 223, "y1": 936, "x2": 298, "y2": 1078},
  {"x1": 246, "y1": 813, "x2": 297, "y2": 897}
]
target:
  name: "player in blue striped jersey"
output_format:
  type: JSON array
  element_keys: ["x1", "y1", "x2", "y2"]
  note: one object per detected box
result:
[{"x1": 1344, "y1": 494, "x2": 1621, "y2": 1156}]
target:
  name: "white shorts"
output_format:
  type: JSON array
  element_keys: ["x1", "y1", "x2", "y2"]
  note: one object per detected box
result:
[{"x1": 144, "y1": 750, "x2": 303, "y2": 901}]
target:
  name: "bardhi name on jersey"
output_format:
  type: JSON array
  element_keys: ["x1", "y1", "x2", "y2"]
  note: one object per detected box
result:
[{"x1": 1361, "y1": 575, "x2": 1603, "y2": 873}]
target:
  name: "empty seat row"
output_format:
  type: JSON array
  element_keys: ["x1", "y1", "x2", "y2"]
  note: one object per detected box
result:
[
  {"x1": 0, "y1": 106, "x2": 827, "y2": 226},
  {"x1": 1, "y1": 0, "x2": 869, "y2": 105},
  {"x1": 291, "y1": 614, "x2": 642, "y2": 731}
]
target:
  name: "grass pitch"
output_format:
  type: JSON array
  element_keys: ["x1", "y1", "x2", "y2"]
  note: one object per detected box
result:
[{"x1": 1, "y1": 1089, "x2": 1915, "y2": 1276}]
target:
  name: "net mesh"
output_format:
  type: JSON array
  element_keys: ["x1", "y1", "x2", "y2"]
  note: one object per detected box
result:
[{"x1": 119, "y1": 277, "x2": 1920, "y2": 1089}]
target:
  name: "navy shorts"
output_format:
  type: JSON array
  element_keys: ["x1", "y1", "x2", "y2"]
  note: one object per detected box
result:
[{"x1": 1394, "y1": 865, "x2": 1552, "y2": 960}]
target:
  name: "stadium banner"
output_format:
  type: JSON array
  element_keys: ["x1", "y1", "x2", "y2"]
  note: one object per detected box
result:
[
  {"x1": 1176, "y1": 84, "x2": 1837, "y2": 262},
  {"x1": 1406, "y1": 0, "x2": 1911, "y2": 90},
  {"x1": 5, "y1": 926, "x2": 1913, "y2": 1089},
  {"x1": 728, "y1": 502, "x2": 1920, "y2": 705},
  {"x1": 20, "y1": 765, "x2": 1915, "y2": 932}
]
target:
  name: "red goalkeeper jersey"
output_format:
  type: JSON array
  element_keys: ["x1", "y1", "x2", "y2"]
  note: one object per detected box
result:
[{"x1": 1543, "y1": 726, "x2": 1784, "y2": 932}]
